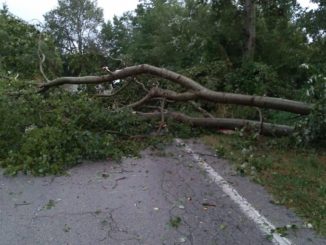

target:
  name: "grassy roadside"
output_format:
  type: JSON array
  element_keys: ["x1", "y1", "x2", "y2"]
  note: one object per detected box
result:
[{"x1": 202, "y1": 133, "x2": 326, "y2": 236}]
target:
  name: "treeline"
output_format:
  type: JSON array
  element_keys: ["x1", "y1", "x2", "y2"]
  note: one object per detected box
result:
[{"x1": 0, "y1": 1, "x2": 324, "y2": 97}]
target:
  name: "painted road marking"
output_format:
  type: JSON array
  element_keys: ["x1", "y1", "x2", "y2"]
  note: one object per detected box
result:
[{"x1": 175, "y1": 138, "x2": 293, "y2": 245}]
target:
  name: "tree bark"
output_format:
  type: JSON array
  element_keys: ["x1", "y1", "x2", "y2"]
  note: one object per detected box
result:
[
  {"x1": 244, "y1": 0, "x2": 256, "y2": 61},
  {"x1": 39, "y1": 64, "x2": 312, "y2": 115},
  {"x1": 137, "y1": 111, "x2": 293, "y2": 137}
]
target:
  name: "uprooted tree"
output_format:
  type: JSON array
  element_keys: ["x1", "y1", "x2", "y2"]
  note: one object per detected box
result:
[{"x1": 38, "y1": 64, "x2": 313, "y2": 137}]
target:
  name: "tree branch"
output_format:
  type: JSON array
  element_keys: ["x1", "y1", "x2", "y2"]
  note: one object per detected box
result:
[
  {"x1": 137, "y1": 111, "x2": 293, "y2": 137},
  {"x1": 190, "y1": 101, "x2": 214, "y2": 118},
  {"x1": 38, "y1": 64, "x2": 312, "y2": 115},
  {"x1": 38, "y1": 64, "x2": 206, "y2": 92},
  {"x1": 38, "y1": 33, "x2": 50, "y2": 83}
]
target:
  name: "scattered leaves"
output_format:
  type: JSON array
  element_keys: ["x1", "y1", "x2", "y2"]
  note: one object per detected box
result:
[
  {"x1": 44, "y1": 199, "x2": 56, "y2": 210},
  {"x1": 169, "y1": 216, "x2": 182, "y2": 228}
]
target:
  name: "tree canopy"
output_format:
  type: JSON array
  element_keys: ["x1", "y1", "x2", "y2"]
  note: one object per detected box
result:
[{"x1": 44, "y1": 0, "x2": 104, "y2": 55}]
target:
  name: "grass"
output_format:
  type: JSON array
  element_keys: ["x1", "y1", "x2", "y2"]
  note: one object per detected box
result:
[{"x1": 202, "y1": 133, "x2": 326, "y2": 236}]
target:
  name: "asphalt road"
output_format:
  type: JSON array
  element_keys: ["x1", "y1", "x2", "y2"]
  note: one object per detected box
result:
[{"x1": 0, "y1": 139, "x2": 325, "y2": 245}]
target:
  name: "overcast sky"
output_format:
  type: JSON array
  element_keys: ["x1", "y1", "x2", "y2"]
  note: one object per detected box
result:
[
  {"x1": 0, "y1": 0, "x2": 139, "y2": 22},
  {"x1": 0, "y1": 0, "x2": 318, "y2": 23}
]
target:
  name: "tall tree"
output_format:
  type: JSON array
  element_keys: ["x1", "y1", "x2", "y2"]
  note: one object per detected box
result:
[
  {"x1": 254, "y1": 0, "x2": 308, "y2": 83},
  {"x1": 244, "y1": 0, "x2": 256, "y2": 61},
  {"x1": 101, "y1": 13, "x2": 133, "y2": 64},
  {"x1": 301, "y1": 0, "x2": 326, "y2": 69},
  {"x1": 44, "y1": 0, "x2": 104, "y2": 55}
]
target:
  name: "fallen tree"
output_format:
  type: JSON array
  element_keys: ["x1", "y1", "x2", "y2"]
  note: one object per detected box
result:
[{"x1": 39, "y1": 64, "x2": 313, "y2": 136}]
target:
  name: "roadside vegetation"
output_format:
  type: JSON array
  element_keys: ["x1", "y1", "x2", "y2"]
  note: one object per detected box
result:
[
  {"x1": 202, "y1": 133, "x2": 326, "y2": 235},
  {"x1": 0, "y1": 0, "x2": 325, "y2": 235}
]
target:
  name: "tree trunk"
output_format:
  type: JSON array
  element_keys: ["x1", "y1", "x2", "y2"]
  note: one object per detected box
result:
[{"x1": 244, "y1": 0, "x2": 256, "y2": 61}]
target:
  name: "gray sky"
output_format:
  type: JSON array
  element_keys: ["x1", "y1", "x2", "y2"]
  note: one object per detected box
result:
[
  {"x1": 0, "y1": 0, "x2": 139, "y2": 22},
  {"x1": 0, "y1": 0, "x2": 318, "y2": 23}
]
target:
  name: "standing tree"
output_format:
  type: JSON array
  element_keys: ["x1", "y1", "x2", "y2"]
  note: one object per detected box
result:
[
  {"x1": 44, "y1": 0, "x2": 104, "y2": 75},
  {"x1": 101, "y1": 13, "x2": 134, "y2": 66},
  {"x1": 244, "y1": 0, "x2": 256, "y2": 61}
]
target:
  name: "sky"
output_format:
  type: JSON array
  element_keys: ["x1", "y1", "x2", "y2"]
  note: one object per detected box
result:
[
  {"x1": 0, "y1": 0, "x2": 318, "y2": 23},
  {"x1": 0, "y1": 0, "x2": 140, "y2": 22}
]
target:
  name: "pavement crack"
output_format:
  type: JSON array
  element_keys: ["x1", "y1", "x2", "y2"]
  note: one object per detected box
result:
[{"x1": 101, "y1": 208, "x2": 142, "y2": 244}]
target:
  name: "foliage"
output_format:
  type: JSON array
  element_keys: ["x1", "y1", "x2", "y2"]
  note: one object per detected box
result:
[
  {"x1": 181, "y1": 61, "x2": 231, "y2": 91},
  {"x1": 44, "y1": 0, "x2": 104, "y2": 55},
  {"x1": 302, "y1": 0, "x2": 326, "y2": 40},
  {"x1": 0, "y1": 6, "x2": 61, "y2": 79},
  {"x1": 0, "y1": 78, "x2": 157, "y2": 176},
  {"x1": 101, "y1": 13, "x2": 134, "y2": 65},
  {"x1": 225, "y1": 62, "x2": 286, "y2": 97},
  {"x1": 125, "y1": 0, "x2": 186, "y2": 67},
  {"x1": 102, "y1": 0, "x2": 242, "y2": 68},
  {"x1": 169, "y1": 216, "x2": 182, "y2": 228},
  {"x1": 294, "y1": 65, "x2": 326, "y2": 146},
  {"x1": 44, "y1": 0, "x2": 105, "y2": 75}
]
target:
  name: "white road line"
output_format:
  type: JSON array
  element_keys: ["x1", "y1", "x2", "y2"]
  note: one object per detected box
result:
[{"x1": 175, "y1": 138, "x2": 293, "y2": 245}]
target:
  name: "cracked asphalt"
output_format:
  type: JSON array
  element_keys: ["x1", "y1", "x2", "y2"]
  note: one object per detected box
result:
[{"x1": 0, "y1": 139, "x2": 325, "y2": 245}]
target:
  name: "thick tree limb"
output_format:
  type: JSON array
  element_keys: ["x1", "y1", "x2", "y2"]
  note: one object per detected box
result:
[
  {"x1": 128, "y1": 87, "x2": 311, "y2": 115},
  {"x1": 137, "y1": 111, "x2": 293, "y2": 137},
  {"x1": 39, "y1": 64, "x2": 312, "y2": 115},
  {"x1": 39, "y1": 64, "x2": 206, "y2": 92}
]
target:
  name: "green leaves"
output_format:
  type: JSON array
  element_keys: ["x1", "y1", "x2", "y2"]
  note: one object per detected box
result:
[
  {"x1": 44, "y1": 0, "x2": 104, "y2": 55},
  {"x1": 0, "y1": 80, "x2": 156, "y2": 176},
  {"x1": 0, "y1": 8, "x2": 61, "y2": 79},
  {"x1": 169, "y1": 216, "x2": 182, "y2": 228},
  {"x1": 44, "y1": 0, "x2": 105, "y2": 75},
  {"x1": 294, "y1": 65, "x2": 326, "y2": 146},
  {"x1": 225, "y1": 62, "x2": 286, "y2": 97}
]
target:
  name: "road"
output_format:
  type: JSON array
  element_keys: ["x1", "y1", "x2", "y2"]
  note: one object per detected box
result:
[{"x1": 0, "y1": 139, "x2": 325, "y2": 245}]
